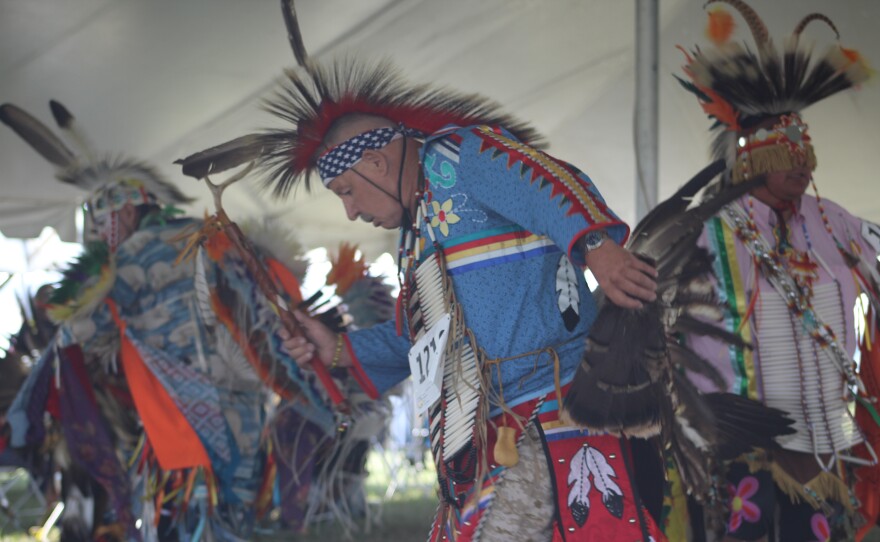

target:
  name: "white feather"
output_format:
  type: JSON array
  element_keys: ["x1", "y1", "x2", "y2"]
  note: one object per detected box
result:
[
  {"x1": 194, "y1": 248, "x2": 216, "y2": 326},
  {"x1": 677, "y1": 413, "x2": 710, "y2": 451},
  {"x1": 555, "y1": 255, "x2": 581, "y2": 330},
  {"x1": 585, "y1": 445, "x2": 624, "y2": 518},
  {"x1": 585, "y1": 447, "x2": 621, "y2": 496},
  {"x1": 556, "y1": 255, "x2": 580, "y2": 313},
  {"x1": 567, "y1": 446, "x2": 592, "y2": 526}
]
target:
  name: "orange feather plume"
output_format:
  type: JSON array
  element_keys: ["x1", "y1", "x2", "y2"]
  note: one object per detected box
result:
[
  {"x1": 700, "y1": 86, "x2": 741, "y2": 130},
  {"x1": 678, "y1": 47, "x2": 741, "y2": 130},
  {"x1": 326, "y1": 242, "x2": 368, "y2": 296},
  {"x1": 840, "y1": 46, "x2": 873, "y2": 75},
  {"x1": 706, "y1": 7, "x2": 736, "y2": 46}
]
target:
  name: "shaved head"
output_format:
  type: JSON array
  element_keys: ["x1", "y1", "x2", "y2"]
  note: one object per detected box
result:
[
  {"x1": 319, "y1": 112, "x2": 423, "y2": 230},
  {"x1": 322, "y1": 113, "x2": 396, "y2": 151}
]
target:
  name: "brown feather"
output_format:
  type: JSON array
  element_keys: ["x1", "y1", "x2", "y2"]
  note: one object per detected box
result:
[
  {"x1": 175, "y1": 134, "x2": 268, "y2": 179},
  {"x1": 280, "y1": 0, "x2": 308, "y2": 66},
  {"x1": 0, "y1": 103, "x2": 76, "y2": 167}
]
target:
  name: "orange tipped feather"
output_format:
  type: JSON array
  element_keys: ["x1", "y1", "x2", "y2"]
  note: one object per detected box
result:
[
  {"x1": 706, "y1": 7, "x2": 736, "y2": 46},
  {"x1": 841, "y1": 46, "x2": 872, "y2": 73},
  {"x1": 701, "y1": 86, "x2": 741, "y2": 130},
  {"x1": 841, "y1": 47, "x2": 860, "y2": 63},
  {"x1": 678, "y1": 48, "x2": 741, "y2": 130},
  {"x1": 326, "y1": 242, "x2": 368, "y2": 295}
]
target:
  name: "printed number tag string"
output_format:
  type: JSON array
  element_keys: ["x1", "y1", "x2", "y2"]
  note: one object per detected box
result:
[{"x1": 197, "y1": 163, "x2": 349, "y2": 414}]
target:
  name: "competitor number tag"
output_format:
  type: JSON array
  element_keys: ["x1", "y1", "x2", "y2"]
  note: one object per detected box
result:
[
  {"x1": 862, "y1": 221, "x2": 880, "y2": 253},
  {"x1": 409, "y1": 313, "x2": 451, "y2": 412}
]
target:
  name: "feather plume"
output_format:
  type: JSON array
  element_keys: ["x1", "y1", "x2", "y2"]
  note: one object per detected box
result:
[
  {"x1": 50, "y1": 100, "x2": 96, "y2": 162},
  {"x1": 706, "y1": 7, "x2": 735, "y2": 46},
  {"x1": 46, "y1": 241, "x2": 116, "y2": 323},
  {"x1": 326, "y1": 243, "x2": 395, "y2": 329},
  {"x1": 562, "y1": 162, "x2": 795, "y2": 499},
  {"x1": 58, "y1": 156, "x2": 193, "y2": 206},
  {"x1": 793, "y1": 13, "x2": 840, "y2": 40},
  {"x1": 194, "y1": 247, "x2": 217, "y2": 326},
  {"x1": 280, "y1": 0, "x2": 308, "y2": 67},
  {"x1": 2, "y1": 101, "x2": 195, "y2": 210},
  {"x1": 258, "y1": 58, "x2": 545, "y2": 197},
  {"x1": 175, "y1": 133, "x2": 267, "y2": 180},
  {"x1": 326, "y1": 243, "x2": 368, "y2": 296},
  {"x1": 705, "y1": 0, "x2": 769, "y2": 46},
  {"x1": 177, "y1": 5, "x2": 543, "y2": 197}
]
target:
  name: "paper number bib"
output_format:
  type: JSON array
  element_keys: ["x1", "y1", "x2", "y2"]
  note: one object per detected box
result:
[{"x1": 408, "y1": 313, "x2": 451, "y2": 412}]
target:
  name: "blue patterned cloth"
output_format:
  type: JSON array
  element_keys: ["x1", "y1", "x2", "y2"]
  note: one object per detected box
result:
[
  {"x1": 318, "y1": 127, "x2": 400, "y2": 183},
  {"x1": 347, "y1": 124, "x2": 627, "y2": 411},
  {"x1": 7, "y1": 216, "x2": 332, "y2": 540}
]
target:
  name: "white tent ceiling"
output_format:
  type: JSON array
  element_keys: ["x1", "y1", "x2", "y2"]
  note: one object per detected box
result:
[{"x1": 2, "y1": 0, "x2": 879, "y2": 263}]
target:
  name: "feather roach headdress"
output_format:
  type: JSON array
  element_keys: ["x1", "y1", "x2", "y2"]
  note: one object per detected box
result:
[
  {"x1": 176, "y1": 0, "x2": 543, "y2": 197},
  {"x1": 676, "y1": 0, "x2": 871, "y2": 184}
]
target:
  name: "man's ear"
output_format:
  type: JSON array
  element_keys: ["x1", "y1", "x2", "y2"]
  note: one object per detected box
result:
[{"x1": 360, "y1": 149, "x2": 389, "y2": 176}]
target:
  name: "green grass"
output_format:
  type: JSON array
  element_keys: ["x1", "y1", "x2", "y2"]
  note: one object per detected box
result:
[
  {"x1": 1, "y1": 451, "x2": 439, "y2": 542},
  {"x1": 0, "y1": 468, "x2": 57, "y2": 542},
  {"x1": 255, "y1": 448, "x2": 439, "y2": 542},
  {"x1": 5, "y1": 458, "x2": 880, "y2": 542}
]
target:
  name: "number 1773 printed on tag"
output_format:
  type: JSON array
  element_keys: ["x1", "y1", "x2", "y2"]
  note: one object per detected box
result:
[{"x1": 408, "y1": 313, "x2": 451, "y2": 413}]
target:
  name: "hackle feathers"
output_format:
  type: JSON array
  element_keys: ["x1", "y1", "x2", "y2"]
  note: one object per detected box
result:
[
  {"x1": 257, "y1": 57, "x2": 544, "y2": 197},
  {"x1": 177, "y1": 17, "x2": 543, "y2": 198}
]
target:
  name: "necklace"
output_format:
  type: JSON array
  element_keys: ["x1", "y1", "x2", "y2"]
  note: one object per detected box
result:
[{"x1": 722, "y1": 202, "x2": 864, "y2": 395}]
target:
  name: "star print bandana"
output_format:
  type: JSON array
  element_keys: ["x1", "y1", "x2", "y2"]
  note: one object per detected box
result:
[{"x1": 317, "y1": 127, "x2": 401, "y2": 185}]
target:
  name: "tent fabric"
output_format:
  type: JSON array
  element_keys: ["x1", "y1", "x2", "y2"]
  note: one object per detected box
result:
[{"x1": 1, "y1": 0, "x2": 878, "y2": 260}]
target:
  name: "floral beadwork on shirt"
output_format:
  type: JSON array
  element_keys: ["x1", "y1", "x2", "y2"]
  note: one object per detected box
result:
[
  {"x1": 430, "y1": 198, "x2": 460, "y2": 237},
  {"x1": 424, "y1": 192, "x2": 488, "y2": 238}
]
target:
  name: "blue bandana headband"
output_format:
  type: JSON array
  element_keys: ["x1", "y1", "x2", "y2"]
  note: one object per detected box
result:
[{"x1": 317, "y1": 127, "x2": 401, "y2": 185}]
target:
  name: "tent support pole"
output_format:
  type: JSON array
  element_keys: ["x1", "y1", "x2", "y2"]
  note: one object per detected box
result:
[{"x1": 635, "y1": 0, "x2": 659, "y2": 221}]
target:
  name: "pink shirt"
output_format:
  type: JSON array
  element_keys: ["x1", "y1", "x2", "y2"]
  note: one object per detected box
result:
[{"x1": 689, "y1": 194, "x2": 878, "y2": 400}]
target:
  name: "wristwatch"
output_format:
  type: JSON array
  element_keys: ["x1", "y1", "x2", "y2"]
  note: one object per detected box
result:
[{"x1": 583, "y1": 230, "x2": 608, "y2": 253}]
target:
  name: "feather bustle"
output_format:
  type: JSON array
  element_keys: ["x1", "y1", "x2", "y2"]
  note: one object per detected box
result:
[{"x1": 562, "y1": 162, "x2": 794, "y2": 500}]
